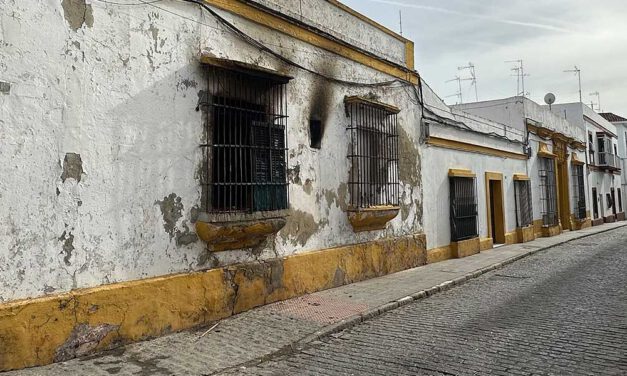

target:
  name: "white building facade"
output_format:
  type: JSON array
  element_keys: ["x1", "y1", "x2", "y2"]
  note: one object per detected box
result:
[
  {"x1": 0, "y1": 0, "x2": 425, "y2": 370},
  {"x1": 599, "y1": 112, "x2": 627, "y2": 220},
  {"x1": 549, "y1": 104, "x2": 624, "y2": 224},
  {"x1": 422, "y1": 93, "x2": 536, "y2": 261},
  {"x1": 454, "y1": 97, "x2": 590, "y2": 242}
]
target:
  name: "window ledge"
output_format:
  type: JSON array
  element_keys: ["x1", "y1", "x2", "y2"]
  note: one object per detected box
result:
[
  {"x1": 347, "y1": 206, "x2": 400, "y2": 232},
  {"x1": 195, "y1": 210, "x2": 288, "y2": 251}
]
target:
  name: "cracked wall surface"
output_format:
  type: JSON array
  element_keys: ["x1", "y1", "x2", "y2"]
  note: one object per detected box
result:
[{"x1": 0, "y1": 1, "x2": 423, "y2": 303}]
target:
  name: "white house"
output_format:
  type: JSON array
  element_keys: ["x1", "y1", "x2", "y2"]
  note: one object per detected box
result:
[
  {"x1": 549, "y1": 104, "x2": 624, "y2": 224},
  {"x1": 455, "y1": 97, "x2": 590, "y2": 238},
  {"x1": 599, "y1": 112, "x2": 627, "y2": 220},
  {"x1": 0, "y1": 0, "x2": 425, "y2": 370},
  {"x1": 421, "y1": 90, "x2": 532, "y2": 261}
]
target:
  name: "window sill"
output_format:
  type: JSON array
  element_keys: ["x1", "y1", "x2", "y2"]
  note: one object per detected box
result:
[
  {"x1": 195, "y1": 210, "x2": 288, "y2": 252},
  {"x1": 347, "y1": 206, "x2": 400, "y2": 232}
]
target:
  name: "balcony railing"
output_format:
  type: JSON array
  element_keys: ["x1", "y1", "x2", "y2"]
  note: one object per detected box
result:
[{"x1": 598, "y1": 152, "x2": 621, "y2": 170}]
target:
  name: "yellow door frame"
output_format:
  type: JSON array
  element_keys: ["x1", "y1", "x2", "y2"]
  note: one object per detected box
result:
[
  {"x1": 552, "y1": 138, "x2": 572, "y2": 230},
  {"x1": 485, "y1": 172, "x2": 506, "y2": 244}
]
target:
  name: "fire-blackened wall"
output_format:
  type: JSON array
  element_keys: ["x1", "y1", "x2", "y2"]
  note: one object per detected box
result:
[{"x1": 0, "y1": 0, "x2": 423, "y2": 303}]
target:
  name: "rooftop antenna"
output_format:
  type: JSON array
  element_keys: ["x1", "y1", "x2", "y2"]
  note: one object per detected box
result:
[
  {"x1": 506, "y1": 59, "x2": 529, "y2": 97},
  {"x1": 458, "y1": 62, "x2": 478, "y2": 101},
  {"x1": 589, "y1": 91, "x2": 601, "y2": 112},
  {"x1": 564, "y1": 66, "x2": 582, "y2": 103},
  {"x1": 446, "y1": 76, "x2": 463, "y2": 104},
  {"x1": 399, "y1": 10, "x2": 403, "y2": 36}
]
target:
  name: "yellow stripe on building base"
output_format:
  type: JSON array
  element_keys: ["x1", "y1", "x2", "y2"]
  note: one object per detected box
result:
[{"x1": 0, "y1": 234, "x2": 426, "y2": 372}]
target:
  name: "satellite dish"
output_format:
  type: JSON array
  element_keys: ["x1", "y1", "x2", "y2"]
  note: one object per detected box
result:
[{"x1": 544, "y1": 93, "x2": 556, "y2": 105}]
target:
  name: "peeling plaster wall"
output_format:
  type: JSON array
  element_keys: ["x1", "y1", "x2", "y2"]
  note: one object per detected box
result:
[
  {"x1": 0, "y1": 1, "x2": 423, "y2": 301},
  {"x1": 254, "y1": 0, "x2": 408, "y2": 66}
]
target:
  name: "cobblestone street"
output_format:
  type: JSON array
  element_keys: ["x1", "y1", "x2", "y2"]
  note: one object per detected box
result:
[{"x1": 228, "y1": 227, "x2": 627, "y2": 376}]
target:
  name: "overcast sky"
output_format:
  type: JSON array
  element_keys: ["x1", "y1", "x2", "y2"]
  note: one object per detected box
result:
[{"x1": 342, "y1": 0, "x2": 627, "y2": 115}]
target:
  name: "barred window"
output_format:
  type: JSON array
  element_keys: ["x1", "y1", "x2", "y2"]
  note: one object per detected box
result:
[
  {"x1": 571, "y1": 164, "x2": 586, "y2": 219},
  {"x1": 450, "y1": 176, "x2": 478, "y2": 241},
  {"x1": 345, "y1": 96, "x2": 400, "y2": 209},
  {"x1": 539, "y1": 157, "x2": 558, "y2": 226},
  {"x1": 200, "y1": 60, "x2": 290, "y2": 213},
  {"x1": 514, "y1": 179, "x2": 533, "y2": 227},
  {"x1": 619, "y1": 188, "x2": 623, "y2": 212}
]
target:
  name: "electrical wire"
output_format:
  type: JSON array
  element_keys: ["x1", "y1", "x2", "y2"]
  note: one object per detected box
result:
[
  {"x1": 179, "y1": 0, "x2": 407, "y2": 87},
  {"x1": 96, "y1": 0, "x2": 527, "y2": 144}
]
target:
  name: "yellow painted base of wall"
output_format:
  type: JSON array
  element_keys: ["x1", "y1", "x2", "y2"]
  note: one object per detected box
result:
[
  {"x1": 504, "y1": 231, "x2": 518, "y2": 245},
  {"x1": 541, "y1": 224, "x2": 562, "y2": 238},
  {"x1": 479, "y1": 237, "x2": 493, "y2": 251},
  {"x1": 426, "y1": 245, "x2": 452, "y2": 264},
  {"x1": 0, "y1": 234, "x2": 426, "y2": 372},
  {"x1": 533, "y1": 220, "x2": 562, "y2": 238},
  {"x1": 571, "y1": 217, "x2": 592, "y2": 230},
  {"x1": 516, "y1": 226, "x2": 536, "y2": 243},
  {"x1": 451, "y1": 237, "x2": 480, "y2": 258}
]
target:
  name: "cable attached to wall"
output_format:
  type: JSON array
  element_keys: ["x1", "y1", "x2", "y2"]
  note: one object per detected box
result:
[
  {"x1": 180, "y1": 0, "x2": 405, "y2": 88},
  {"x1": 97, "y1": 0, "x2": 528, "y2": 145}
]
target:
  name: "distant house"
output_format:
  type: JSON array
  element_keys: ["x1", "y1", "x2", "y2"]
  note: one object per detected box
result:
[
  {"x1": 599, "y1": 112, "x2": 627, "y2": 220},
  {"x1": 549, "y1": 104, "x2": 624, "y2": 224}
]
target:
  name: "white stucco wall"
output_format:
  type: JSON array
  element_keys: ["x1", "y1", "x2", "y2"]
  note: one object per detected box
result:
[
  {"x1": 0, "y1": 1, "x2": 422, "y2": 302},
  {"x1": 613, "y1": 122, "x2": 627, "y2": 209},
  {"x1": 255, "y1": 0, "x2": 408, "y2": 66},
  {"x1": 549, "y1": 103, "x2": 622, "y2": 219},
  {"x1": 420, "y1": 85, "x2": 527, "y2": 249},
  {"x1": 455, "y1": 98, "x2": 593, "y2": 230},
  {"x1": 422, "y1": 140, "x2": 526, "y2": 249}
]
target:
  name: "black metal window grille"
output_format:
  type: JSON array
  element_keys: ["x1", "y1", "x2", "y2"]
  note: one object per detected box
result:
[
  {"x1": 571, "y1": 164, "x2": 586, "y2": 219},
  {"x1": 588, "y1": 132, "x2": 595, "y2": 165},
  {"x1": 514, "y1": 180, "x2": 533, "y2": 227},
  {"x1": 539, "y1": 157, "x2": 558, "y2": 226},
  {"x1": 346, "y1": 99, "x2": 400, "y2": 209},
  {"x1": 619, "y1": 188, "x2": 623, "y2": 212},
  {"x1": 201, "y1": 65, "x2": 289, "y2": 213},
  {"x1": 449, "y1": 176, "x2": 478, "y2": 241}
]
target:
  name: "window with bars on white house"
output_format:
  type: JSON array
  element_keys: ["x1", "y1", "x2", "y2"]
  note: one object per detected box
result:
[
  {"x1": 514, "y1": 179, "x2": 533, "y2": 227},
  {"x1": 539, "y1": 157, "x2": 558, "y2": 226},
  {"x1": 200, "y1": 61, "x2": 290, "y2": 214},
  {"x1": 345, "y1": 97, "x2": 400, "y2": 210}
]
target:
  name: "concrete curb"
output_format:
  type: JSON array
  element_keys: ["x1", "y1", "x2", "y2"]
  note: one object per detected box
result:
[{"x1": 292, "y1": 223, "x2": 626, "y2": 349}]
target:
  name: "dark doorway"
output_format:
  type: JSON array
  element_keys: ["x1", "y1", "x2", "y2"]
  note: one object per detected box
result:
[
  {"x1": 611, "y1": 188, "x2": 617, "y2": 216},
  {"x1": 592, "y1": 188, "x2": 599, "y2": 219},
  {"x1": 487, "y1": 179, "x2": 505, "y2": 244}
]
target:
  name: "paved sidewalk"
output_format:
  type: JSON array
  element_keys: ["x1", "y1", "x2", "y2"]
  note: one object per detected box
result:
[{"x1": 7, "y1": 222, "x2": 626, "y2": 376}]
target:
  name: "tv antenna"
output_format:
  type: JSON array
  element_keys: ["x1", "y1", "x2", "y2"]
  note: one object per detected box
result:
[
  {"x1": 506, "y1": 59, "x2": 529, "y2": 97},
  {"x1": 446, "y1": 76, "x2": 463, "y2": 104},
  {"x1": 399, "y1": 10, "x2": 403, "y2": 36},
  {"x1": 564, "y1": 66, "x2": 582, "y2": 103},
  {"x1": 589, "y1": 91, "x2": 601, "y2": 112},
  {"x1": 458, "y1": 62, "x2": 478, "y2": 102}
]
